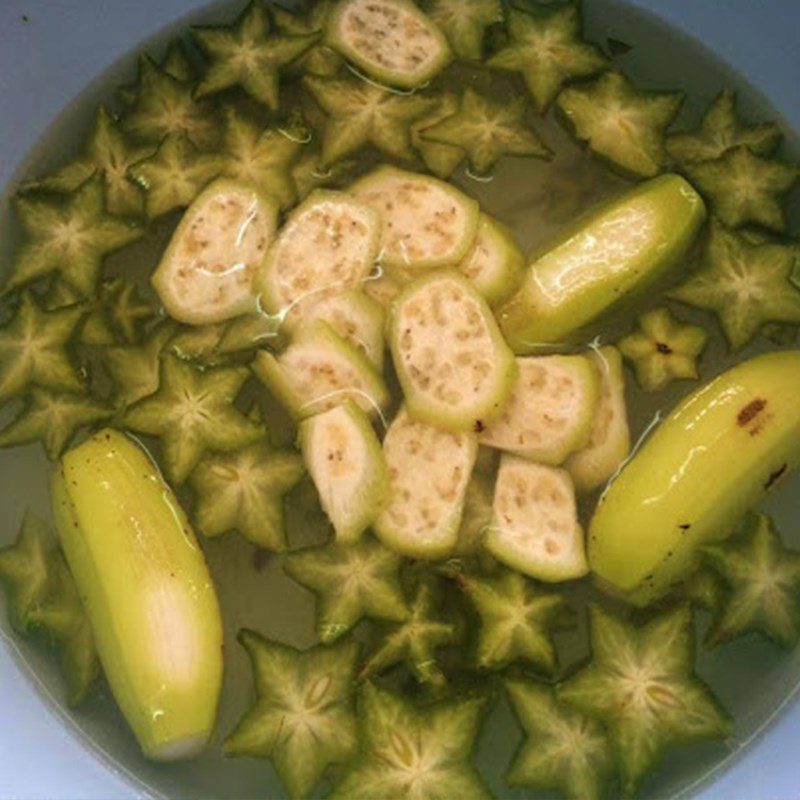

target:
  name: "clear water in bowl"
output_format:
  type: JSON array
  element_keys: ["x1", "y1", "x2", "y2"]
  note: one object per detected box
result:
[{"x1": 1, "y1": 1, "x2": 799, "y2": 798}]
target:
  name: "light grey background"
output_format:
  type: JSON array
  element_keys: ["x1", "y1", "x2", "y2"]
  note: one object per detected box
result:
[{"x1": 1, "y1": 1, "x2": 799, "y2": 798}]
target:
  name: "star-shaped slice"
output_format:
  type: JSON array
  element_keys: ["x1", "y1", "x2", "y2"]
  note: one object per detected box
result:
[
  {"x1": 190, "y1": 440, "x2": 304, "y2": 552},
  {"x1": 505, "y1": 679, "x2": 613, "y2": 800},
  {"x1": 683, "y1": 145, "x2": 798, "y2": 231},
  {"x1": 330, "y1": 682, "x2": 492, "y2": 800},
  {"x1": 0, "y1": 388, "x2": 111, "y2": 460},
  {"x1": 22, "y1": 106, "x2": 153, "y2": 218},
  {"x1": 703, "y1": 513, "x2": 800, "y2": 649},
  {"x1": 0, "y1": 292, "x2": 86, "y2": 407},
  {"x1": 80, "y1": 278, "x2": 156, "y2": 346},
  {"x1": 668, "y1": 220, "x2": 800, "y2": 351},
  {"x1": 0, "y1": 511, "x2": 54, "y2": 633},
  {"x1": 115, "y1": 39, "x2": 196, "y2": 108},
  {"x1": 121, "y1": 354, "x2": 263, "y2": 484},
  {"x1": 557, "y1": 71, "x2": 683, "y2": 177},
  {"x1": 682, "y1": 567, "x2": 726, "y2": 616},
  {"x1": 192, "y1": 0, "x2": 318, "y2": 109},
  {"x1": 359, "y1": 577, "x2": 460, "y2": 688},
  {"x1": 558, "y1": 604, "x2": 732, "y2": 797},
  {"x1": 450, "y1": 567, "x2": 566, "y2": 674},
  {"x1": 121, "y1": 55, "x2": 220, "y2": 150},
  {"x1": 217, "y1": 105, "x2": 303, "y2": 209},
  {"x1": 618, "y1": 306, "x2": 708, "y2": 392},
  {"x1": 5, "y1": 174, "x2": 143, "y2": 297},
  {"x1": 272, "y1": 0, "x2": 343, "y2": 77},
  {"x1": 427, "y1": 0, "x2": 503, "y2": 61},
  {"x1": 303, "y1": 74, "x2": 435, "y2": 168},
  {"x1": 666, "y1": 89, "x2": 782, "y2": 167},
  {"x1": 128, "y1": 133, "x2": 223, "y2": 219},
  {"x1": 410, "y1": 92, "x2": 465, "y2": 179},
  {"x1": 488, "y1": 3, "x2": 609, "y2": 112},
  {"x1": 223, "y1": 630, "x2": 359, "y2": 800},
  {"x1": 102, "y1": 322, "x2": 176, "y2": 409},
  {"x1": 421, "y1": 87, "x2": 551, "y2": 174},
  {"x1": 283, "y1": 536, "x2": 409, "y2": 643}
]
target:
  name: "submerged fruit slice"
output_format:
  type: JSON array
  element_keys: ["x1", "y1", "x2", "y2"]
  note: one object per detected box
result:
[
  {"x1": 255, "y1": 189, "x2": 380, "y2": 329},
  {"x1": 506, "y1": 679, "x2": 612, "y2": 800},
  {"x1": 389, "y1": 271, "x2": 516, "y2": 431},
  {"x1": 427, "y1": 0, "x2": 501, "y2": 61},
  {"x1": 253, "y1": 321, "x2": 389, "y2": 420},
  {"x1": 681, "y1": 567, "x2": 726, "y2": 616},
  {"x1": 497, "y1": 174, "x2": 706, "y2": 351},
  {"x1": 668, "y1": 220, "x2": 800, "y2": 351},
  {"x1": 363, "y1": 269, "x2": 402, "y2": 310},
  {"x1": 297, "y1": 290, "x2": 385, "y2": 368},
  {"x1": 116, "y1": 40, "x2": 196, "y2": 108},
  {"x1": 300, "y1": 401, "x2": 389, "y2": 545},
  {"x1": 454, "y1": 469, "x2": 495, "y2": 559},
  {"x1": 702, "y1": 513, "x2": 800, "y2": 649},
  {"x1": 558, "y1": 604, "x2": 732, "y2": 797},
  {"x1": 666, "y1": 89, "x2": 782, "y2": 167},
  {"x1": 410, "y1": 93, "x2": 465, "y2": 179},
  {"x1": 80, "y1": 278, "x2": 155, "y2": 347},
  {"x1": 52, "y1": 429, "x2": 224, "y2": 759},
  {"x1": 557, "y1": 71, "x2": 683, "y2": 177},
  {"x1": 326, "y1": 0, "x2": 451, "y2": 88},
  {"x1": 374, "y1": 408, "x2": 477, "y2": 560},
  {"x1": 0, "y1": 388, "x2": 110, "y2": 460},
  {"x1": 216, "y1": 311, "x2": 282, "y2": 355},
  {"x1": 128, "y1": 133, "x2": 223, "y2": 220},
  {"x1": 304, "y1": 74, "x2": 435, "y2": 168},
  {"x1": 479, "y1": 354, "x2": 599, "y2": 464},
  {"x1": 152, "y1": 178, "x2": 278, "y2": 325},
  {"x1": 618, "y1": 307, "x2": 708, "y2": 392},
  {"x1": 488, "y1": 4, "x2": 609, "y2": 113},
  {"x1": 272, "y1": 1, "x2": 343, "y2": 77},
  {"x1": 284, "y1": 537, "x2": 409, "y2": 643},
  {"x1": 224, "y1": 631, "x2": 358, "y2": 800},
  {"x1": 589, "y1": 350, "x2": 800, "y2": 606},
  {"x1": 331, "y1": 682, "x2": 490, "y2": 800},
  {"x1": 683, "y1": 145, "x2": 798, "y2": 232},
  {"x1": 0, "y1": 293, "x2": 85, "y2": 407},
  {"x1": 122, "y1": 355, "x2": 263, "y2": 484},
  {"x1": 451, "y1": 567, "x2": 565, "y2": 673},
  {"x1": 6, "y1": 174, "x2": 143, "y2": 297},
  {"x1": 350, "y1": 166, "x2": 480, "y2": 274},
  {"x1": 565, "y1": 346, "x2": 630, "y2": 492},
  {"x1": 487, "y1": 456, "x2": 587, "y2": 582},
  {"x1": 190, "y1": 441, "x2": 304, "y2": 552},
  {"x1": 421, "y1": 87, "x2": 551, "y2": 175},
  {"x1": 192, "y1": 1, "x2": 317, "y2": 109},
  {"x1": 359, "y1": 577, "x2": 459, "y2": 687},
  {"x1": 456, "y1": 214, "x2": 524, "y2": 307}
]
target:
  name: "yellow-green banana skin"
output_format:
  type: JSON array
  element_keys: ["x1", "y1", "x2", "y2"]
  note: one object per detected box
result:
[
  {"x1": 589, "y1": 351, "x2": 800, "y2": 606},
  {"x1": 52, "y1": 429, "x2": 223, "y2": 760}
]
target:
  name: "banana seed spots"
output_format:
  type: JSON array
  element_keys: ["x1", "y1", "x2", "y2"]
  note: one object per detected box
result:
[{"x1": 737, "y1": 397, "x2": 766, "y2": 427}]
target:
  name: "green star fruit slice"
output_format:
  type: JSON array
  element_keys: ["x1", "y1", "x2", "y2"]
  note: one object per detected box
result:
[
  {"x1": 557, "y1": 71, "x2": 684, "y2": 178},
  {"x1": 330, "y1": 682, "x2": 492, "y2": 800},
  {"x1": 283, "y1": 536, "x2": 409, "y2": 643},
  {"x1": 589, "y1": 350, "x2": 800, "y2": 606},
  {"x1": 426, "y1": 0, "x2": 502, "y2": 61},
  {"x1": 497, "y1": 174, "x2": 706, "y2": 351},
  {"x1": 702, "y1": 513, "x2": 800, "y2": 649},
  {"x1": 565, "y1": 345, "x2": 631, "y2": 493},
  {"x1": 374, "y1": 407, "x2": 477, "y2": 560},
  {"x1": 351, "y1": 165, "x2": 480, "y2": 276},
  {"x1": 488, "y1": 4, "x2": 609, "y2": 113},
  {"x1": 326, "y1": 0, "x2": 452, "y2": 89},
  {"x1": 152, "y1": 177, "x2": 278, "y2": 325},
  {"x1": 487, "y1": 455, "x2": 588, "y2": 582},
  {"x1": 255, "y1": 189, "x2": 381, "y2": 330},
  {"x1": 558, "y1": 604, "x2": 732, "y2": 797},
  {"x1": 223, "y1": 631, "x2": 359, "y2": 800},
  {"x1": 52, "y1": 429, "x2": 224, "y2": 758},
  {"x1": 479, "y1": 354, "x2": 600, "y2": 464},
  {"x1": 389, "y1": 271, "x2": 516, "y2": 431},
  {"x1": 300, "y1": 400, "x2": 389, "y2": 545},
  {"x1": 252, "y1": 320, "x2": 390, "y2": 421}
]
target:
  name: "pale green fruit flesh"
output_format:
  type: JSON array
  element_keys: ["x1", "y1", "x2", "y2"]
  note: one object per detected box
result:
[
  {"x1": 498, "y1": 174, "x2": 706, "y2": 351},
  {"x1": 589, "y1": 350, "x2": 800, "y2": 606},
  {"x1": 52, "y1": 429, "x2": 223, "y2": 760}
]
